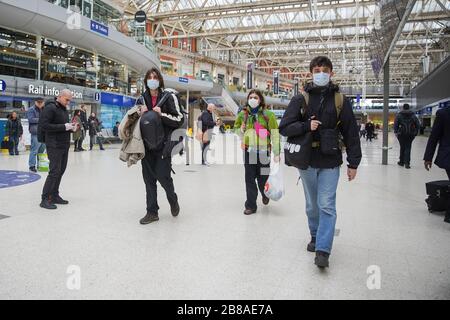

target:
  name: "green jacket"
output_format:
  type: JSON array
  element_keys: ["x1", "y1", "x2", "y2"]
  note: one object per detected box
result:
[{"x1": 234, "y1": 107, "x2": 280, "y2": 156}]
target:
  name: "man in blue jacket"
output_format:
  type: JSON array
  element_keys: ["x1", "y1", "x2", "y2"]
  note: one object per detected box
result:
[{"x1": 27, "y1": 97, "x2": 46, "y2": 172}]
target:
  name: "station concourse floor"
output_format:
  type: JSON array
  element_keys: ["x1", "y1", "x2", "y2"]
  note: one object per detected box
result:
[{"x1": 0, "y1": 132, "x2": 449, "y2": 300}]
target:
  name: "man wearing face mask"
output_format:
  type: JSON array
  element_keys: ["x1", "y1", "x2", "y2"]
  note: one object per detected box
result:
[
  {"x1": 279, "y1": 56, "x2": 361, "y2": 268},
  {"x1": 39, "y1": 89, "x2": 77, "y2": 210},
  {"x1": 139, "y1": 67, "x2": 184, "y2": 225},
  {"x1": 234, "y1": 89, "x2": 281, "y2": 215}
]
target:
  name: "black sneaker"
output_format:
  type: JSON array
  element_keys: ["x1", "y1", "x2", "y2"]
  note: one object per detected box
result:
[
  {"x1": 314, "y1": 251, "x2": 330, "y2": 268},
  {"x1": 52, "y1": 195, "x2": 69, "y2": 205},
  {"x1": 397, "y1": 161, "x2": 404, "y2": 167},
  {"x1": 405, "y1": 164, "x2": 411, "y2": 169},
  {"x1": 140, "y1": 213, "x2": 159, "y2": 224},
  {"x1": 40, "y1": 199, "x2": 57, "y2": 210},
  {"x1": 29, "y1": 166, "x2": 37, "y2": 173},
  {"x1": 171, "y1": 202, "x2": 180, "y2": 217},
  {"x1": 262, "y1": 196, "x2": 270, "y2": 205},
  {"x1": 244, "y1": 208, "x2": 257, "y2": 215},
  {"x1": 307, "y1": 237, "x2": 316, "y2": 252}
]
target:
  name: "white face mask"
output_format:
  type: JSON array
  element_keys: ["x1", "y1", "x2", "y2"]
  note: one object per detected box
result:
[
  {"x1": 248, "y1": 98, "x2": 260, "y2": 109},
  {"x1": 147, "y1": 79, "x2": 159, "y2": 90},
  {"x1": 313, "y1": 72, "x2": 331, "y2": 87}
]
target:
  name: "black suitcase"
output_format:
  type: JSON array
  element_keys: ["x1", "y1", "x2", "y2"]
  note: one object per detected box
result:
[{"x1": 425, "y1": 180, "x2": 450, "y2": 212}]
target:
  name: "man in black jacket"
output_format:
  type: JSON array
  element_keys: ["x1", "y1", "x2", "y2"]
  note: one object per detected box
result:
[
  {"x1": 198, "y1": 103, "x2": 217, "y2": 165},
  {"x1": 424, "y1": 106, "x2": 450, "y2": 179},
  {"x1": 39, "y1": 89, "x2": 77, "y2": 210},
  {"x1": 394, "y1": 104, "x2": 420, "y2": 169},
  {"x1": 279, "y1": 56, "x2": 362, "y2": 269},
  {"x1": 77, "y1": 104, "x2": 88, "y2": 151}
]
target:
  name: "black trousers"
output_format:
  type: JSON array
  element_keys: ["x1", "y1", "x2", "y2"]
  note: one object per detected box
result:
[
  {"x1": 397, "y1": 135, "x2": 414, "y2": 165},
  {"x1": 142, "y1": 152, "x2": 178, "y2": 214},
  {"x1": 8, "y1": 135, "x2": 19, "y2": 155},
  {"x1": 90, "y1": 135, "x2": 103, "y2": 150},
  {"x1": 42, "y1": 147, "x2": 69, "y2": 200},
  {"x1": 201, "y1": 141, "x2": 210, "y2": 164},
  {"x1": 244, "y1": 150, "x2": 271, "y2": 210},
  {"x1": 76, "y1": 130, "x2": 85, "y2": 150}
]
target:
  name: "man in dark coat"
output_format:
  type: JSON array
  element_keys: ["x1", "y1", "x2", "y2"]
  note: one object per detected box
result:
[
  {"x1": 39, "y1": 89, "x2": 77, "y2": 210},
  {"x1": 424, "y1": 106, "x2": 450, "y2": 179},
  {"x1": 394, "y1": 103, "x2": 420, "y2": 169},
  {"x1": 279, "y1": 56, "x2": 362, "y2": 269}
]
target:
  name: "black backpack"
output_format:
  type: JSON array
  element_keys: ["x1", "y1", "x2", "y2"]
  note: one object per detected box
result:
[
  {"x1": 140, "y1": 110, "x2": 165, "y2": 151},
  {"x1": 399, "y1": 114, "x2": 418, "y2": 137}
]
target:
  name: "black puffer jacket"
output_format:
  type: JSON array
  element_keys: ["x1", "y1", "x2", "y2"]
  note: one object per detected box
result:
[
  {"x1": 39, "y1": 98, "x2": 71, "y2": 149},
  {"x1": 279, "y1": 82, "x2": 362, "y2": 169},
  {"x1": 142, "y1": 88, "x2": 184, "y2": 157}
]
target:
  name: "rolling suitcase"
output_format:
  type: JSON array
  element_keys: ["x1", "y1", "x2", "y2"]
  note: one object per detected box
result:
[{"x1": 425, "y1": 180, "x2": 450, "y2": 213}]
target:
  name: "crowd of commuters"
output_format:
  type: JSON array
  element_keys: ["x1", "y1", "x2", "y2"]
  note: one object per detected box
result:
[{"x1": 2, "y1": 55, "x2": 449, "y2": 269}]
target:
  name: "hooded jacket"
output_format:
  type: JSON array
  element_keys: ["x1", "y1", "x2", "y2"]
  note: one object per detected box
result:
[{"x1": 279, "y1": 82, "x2": 362, "y2": 169}]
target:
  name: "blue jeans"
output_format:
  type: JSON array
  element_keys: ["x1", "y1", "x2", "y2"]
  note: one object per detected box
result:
[
  {"x1": 8, "y1": 135, "x2": 19, "y2": 155},
  {"x1": 299, "y1": 167, "x2": 340, "y2": 254},
  {"x1": 29, "y1": 135, "x2": 46, "y2": 168}
]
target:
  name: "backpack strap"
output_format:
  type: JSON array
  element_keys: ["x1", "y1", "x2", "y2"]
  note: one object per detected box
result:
[
  {"x1": 300, "y1": 92, "x2": 309, "y2": 117},
  {"x1": 334, "y1": 92, "x2": 344, "y2": 128}
]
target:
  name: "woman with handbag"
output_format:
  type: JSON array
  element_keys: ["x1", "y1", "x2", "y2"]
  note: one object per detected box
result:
[{"x1": 234, "y1": 89, "x2": 280, "y2": 215}]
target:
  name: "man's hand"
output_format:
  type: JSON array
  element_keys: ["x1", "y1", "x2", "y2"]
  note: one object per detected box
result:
[
  {"x1": 153, "y1": 106, "x2": 162, "y2": 115},
  {"x1": 347, "y1": 168, "x2": 357, "y2": 181},
  {"x1": 310, "y1": 116, "x2": 322, "y2": 131},
  {"x1": 424, "y1": 161, "x2": 432, "y2": 171}
]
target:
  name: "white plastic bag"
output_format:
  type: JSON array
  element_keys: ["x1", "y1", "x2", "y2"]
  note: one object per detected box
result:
[
  {"x1": 264, "y1": 164, "x2": 285, "y2": 201},
  {"x1": 18, "y1": 138, "x2": 26, "y2": 152}
]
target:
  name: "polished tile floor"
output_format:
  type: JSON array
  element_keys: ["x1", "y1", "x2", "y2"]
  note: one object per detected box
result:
[{"x1": 0, "y1": 132, "x2": 449, "y2": 300}]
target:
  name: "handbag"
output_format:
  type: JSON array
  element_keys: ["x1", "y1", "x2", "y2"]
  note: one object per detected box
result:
[
  {"x1": 284, "y1": 132, "x2": 312, "y2": 170},
  {"x1": 1, "y1": 136, "x2": 10, "y2": 149}
]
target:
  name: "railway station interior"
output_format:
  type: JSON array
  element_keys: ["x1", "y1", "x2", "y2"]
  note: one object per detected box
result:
[{"x1": 0, "y1": 0, "x2": 449, "y2": 300}]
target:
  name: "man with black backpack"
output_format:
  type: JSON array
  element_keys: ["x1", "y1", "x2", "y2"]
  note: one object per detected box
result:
[
  {"x1": 279, "y1": 56, "x2": 361, "y2": 269},
  {"x1": 394, "y1": 103, "x2": 420, "y2": 169}
]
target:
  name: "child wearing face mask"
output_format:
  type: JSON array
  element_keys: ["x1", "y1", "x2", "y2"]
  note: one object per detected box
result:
[{"x1": 234, "y1": 89, "x2": 281, "y2": 215}]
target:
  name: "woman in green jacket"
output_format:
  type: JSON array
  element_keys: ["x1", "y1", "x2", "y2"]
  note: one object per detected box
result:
[{"x1": 234, "y1": 89, "x2": 281, "y2": 215}]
